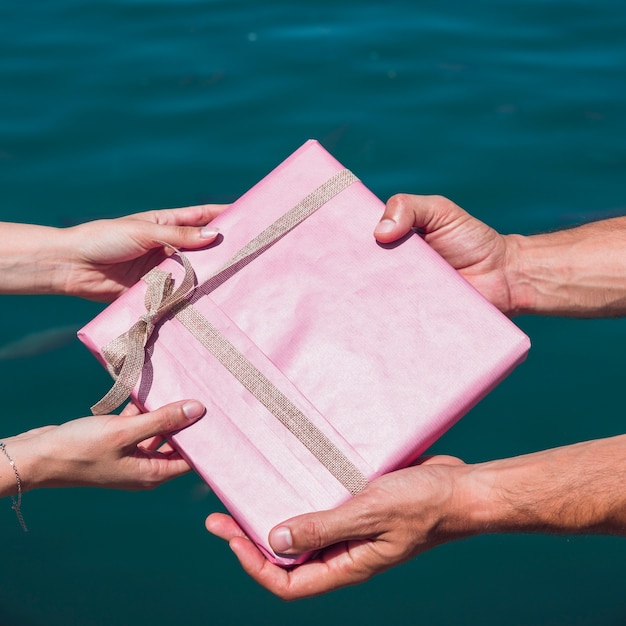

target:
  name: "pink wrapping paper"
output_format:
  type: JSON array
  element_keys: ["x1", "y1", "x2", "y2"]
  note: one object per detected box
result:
[{"x1": 78, "y1": 140, "x2": 530, "y2": 566}]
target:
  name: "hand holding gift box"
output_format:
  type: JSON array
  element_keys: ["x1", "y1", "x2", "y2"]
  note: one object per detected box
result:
[
  {"x1": 79, "y1": 140, "x2": 530, "y2": 565},
  {"x1": 0, "y1": 204, "x2": 223, "y2": 531},
  {"x1": 206, "y1": 191, "x2": 626, "y2": 600}
]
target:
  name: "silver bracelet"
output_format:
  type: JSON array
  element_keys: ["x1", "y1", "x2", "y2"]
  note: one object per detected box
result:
[{"x1": 0, "y1": 442, "x2": 28, "y2": 532}]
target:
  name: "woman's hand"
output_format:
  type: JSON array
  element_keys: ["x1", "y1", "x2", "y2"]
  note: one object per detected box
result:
[
  {"x1": 0, "y1": 204, "x2": 227, "y2": 300},
  {"x1": 2, "y1": 399, "x2": 206, "y2": 493},
  {"x1": 62, "y1": 204, "x2": 227, "y2": 301}
]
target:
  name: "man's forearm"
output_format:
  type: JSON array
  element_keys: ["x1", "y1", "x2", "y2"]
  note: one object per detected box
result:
[
  {"x1": 506, "y1": 216, "x2": 626, "y2": 317},
  {"x1": 460, "y1": 434, "x2": 626, "y2": 537}
]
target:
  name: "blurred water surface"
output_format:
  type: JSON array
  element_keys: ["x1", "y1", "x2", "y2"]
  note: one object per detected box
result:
[{"x1": 1, "y1": 1, "x2": 625, "y2": 625}]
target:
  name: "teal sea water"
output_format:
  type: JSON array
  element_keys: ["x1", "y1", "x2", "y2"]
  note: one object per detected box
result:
[{"x1": 1, "y1": 1, "x2": 625, "y2": 624}]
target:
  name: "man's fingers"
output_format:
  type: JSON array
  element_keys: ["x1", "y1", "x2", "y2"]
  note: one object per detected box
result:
[
  {"x1": 374, "y1": 193, "x2": 467, "y2": 243},
  {"x1": 268, "y1": 495, "x2": 379, "y2": 555},
  {"x1": 228, "y1": 536, "x2": 307, "y2": 599},
  {"x1": 226, "y1": 530, "x2": 338, "y2": 601},
  {"x1": 418, "y1": 454, "x2": 465, "y2": 467},
  {"x1": 229, "y1": 535, "x2": 377, "y2": 601},
  {"x1": 205, "y1": 513, "x2": 249, "y2": 541},
  {"x1": 207, "y1": 511, "x2": 382, "y2": 601},
  {"x1": 373, "y1": 193, "x2": 423, "y2": 243}
]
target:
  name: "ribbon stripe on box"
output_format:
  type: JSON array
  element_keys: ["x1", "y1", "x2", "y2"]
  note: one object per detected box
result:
[{"x1": 91, "y1": 167, "x2": 368, "y2": 496}]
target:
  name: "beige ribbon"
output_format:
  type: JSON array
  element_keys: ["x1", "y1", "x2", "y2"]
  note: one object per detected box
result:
[
  {"x1": 91, "y1": 169, "x2": 368, "y2": 494},
  {"x1": 90, "y1": 246, "x2": 196, "y2": 415},
  {"x1": 176, "y1": 304, "x2": 369, "y2": 495}
]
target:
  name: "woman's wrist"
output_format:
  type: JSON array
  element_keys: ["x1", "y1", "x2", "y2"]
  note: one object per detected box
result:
[
  {"x1": 0, "y1": 223, "x2": 73, "y2": 296},
  {"x1": 1, "y1": 429, "x2": 86, "y2": 494},
  {"x1": 0, "y1": 435, "x2": 48, "y2": 495}
]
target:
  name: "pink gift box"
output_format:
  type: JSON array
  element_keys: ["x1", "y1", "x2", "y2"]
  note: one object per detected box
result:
[{"x1": 78, "y1": 140, "x2": 530, "y2": 566}]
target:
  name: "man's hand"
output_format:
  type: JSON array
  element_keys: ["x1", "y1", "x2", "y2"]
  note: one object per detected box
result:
[
  {"x1": 374, "y1": 194, "x2": 517, "y2": 314},
  {"x1": 206, "y1": 455, "x2": 468, "y2": 600}
]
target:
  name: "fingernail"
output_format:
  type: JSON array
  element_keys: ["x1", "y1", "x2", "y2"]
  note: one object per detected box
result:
[
  {"x1": 182, "y1": 400, "x2": 205, "y2": 420},
  {"x1": 270, "y1": 526, "x2": 293, "y2": 554},
  {"x1": 200, "y1": 226, "x2": 219, "y2": 239},
  {"x1": 374, "y1": 218, "x2": 396, "y2": 236}
]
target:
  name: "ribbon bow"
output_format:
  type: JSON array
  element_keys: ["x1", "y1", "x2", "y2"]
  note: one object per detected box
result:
[{"x1": 90, "y1": 246, "x2": 196, "y2": 415}]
